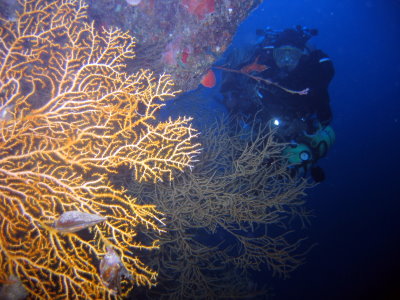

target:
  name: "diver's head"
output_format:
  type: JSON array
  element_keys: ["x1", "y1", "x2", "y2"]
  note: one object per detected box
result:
[
  {"x1": 273, "y1": 45, "x2": 303, "y2": 72},
  {"x1": 259, "y1": 26, "x2": 318, "y2": 71},
  {"x1": 273, "y1": 28, "x2": 308, "y2": 71}
]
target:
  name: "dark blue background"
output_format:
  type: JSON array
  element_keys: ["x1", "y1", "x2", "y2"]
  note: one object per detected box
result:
[{"x1": 230, "y1": 0, "x2": 400, "y2": 299}]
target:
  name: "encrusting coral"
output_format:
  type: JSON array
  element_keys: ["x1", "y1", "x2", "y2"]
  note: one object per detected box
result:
[{"x1": 0, "y1": 0, "x2": 200, "y2": 298}]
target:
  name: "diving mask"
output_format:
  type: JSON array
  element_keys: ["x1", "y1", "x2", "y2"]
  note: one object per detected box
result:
[{"x1": 273, "y1": 45, "x2": 303, "y2": 71}]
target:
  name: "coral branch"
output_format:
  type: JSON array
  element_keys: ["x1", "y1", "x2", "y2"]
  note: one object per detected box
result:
[
  {"x1": 215, "y1": 65, "x2": 310, "y2": 95},
  {"x1": 126, "y1": 117, "x2": 313, "y2": 298},
  {"x1": 0, "y1": 0, "x2": 200, "y2": 298}
]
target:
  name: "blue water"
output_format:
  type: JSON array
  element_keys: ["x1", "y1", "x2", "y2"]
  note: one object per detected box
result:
[{"x1": 226, "y1": 0, "x2": 400, "y2": 299}]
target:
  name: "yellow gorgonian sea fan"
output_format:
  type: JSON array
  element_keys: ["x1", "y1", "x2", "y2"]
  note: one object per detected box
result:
[{"x1": 0, "y1": 0, "x2": 200, "y2": 298}]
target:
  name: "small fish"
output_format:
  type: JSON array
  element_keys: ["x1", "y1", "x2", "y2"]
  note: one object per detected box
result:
[
  {"x1": 240, "y1": 56, "x2": 269, "y2": 74},
  {"x1": 100, "y1": 246, "x2": 132, "y2": 294},
  {"x1": 53, "y1": 211, "x2": 106, "y2": 233},
  {"x1": 0, "y1": 275, "x2": 28, "y2": 300},
  {"x1": 0, "y1": 103, "x2": 15, "y2": 121}
]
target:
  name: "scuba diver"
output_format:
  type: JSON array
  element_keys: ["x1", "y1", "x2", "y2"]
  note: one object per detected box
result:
[{"x1": 219, "y1": 25, "x2": 335, "y2": 182}]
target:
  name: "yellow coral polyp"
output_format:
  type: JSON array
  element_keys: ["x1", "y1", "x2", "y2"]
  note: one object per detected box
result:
[{"x1": 0, "y1": 0, "x2": 200, "y2": 298}]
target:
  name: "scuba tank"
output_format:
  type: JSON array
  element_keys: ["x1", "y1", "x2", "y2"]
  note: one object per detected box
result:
[
  {"x1": 283, "y1": 142, "x2": 313, "y2": 166},
  {"x1": 282, "y1": 142, "x2": 313, "y2": 178},
  {"x1": 282, "y1": 125, "x2": 335, "y2": 175},
  {"x1": 303, "y1": 125, "x2": 336, "y2": 159}
]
